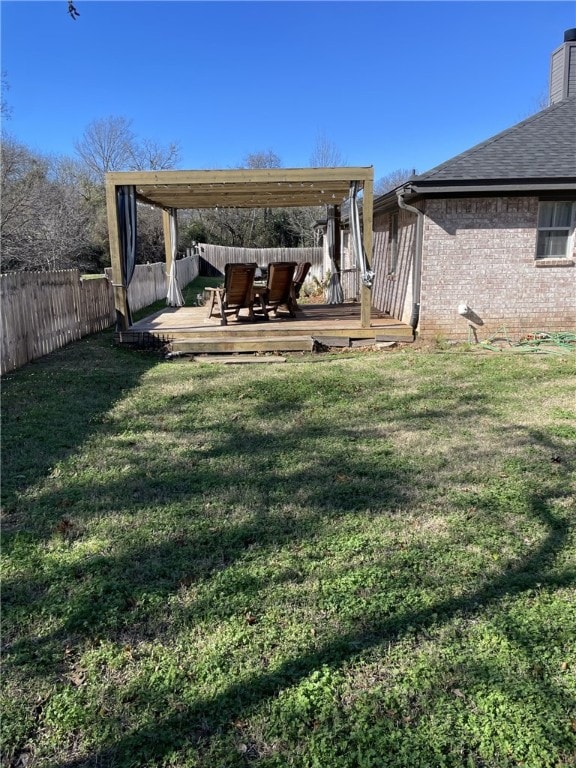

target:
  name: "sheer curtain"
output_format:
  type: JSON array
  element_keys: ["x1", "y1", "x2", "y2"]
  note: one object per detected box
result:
[
  {"x1": 350, "y1": 181, "x2": 374, "y2": 288},
  {"x1": 167, "y1": 208, "x2": 184, "y2": 307},
  {"x1": 116, "y1": 185, "x2": 137, "y2": 327},
  {"x1": 325, "y1": 206, "x2": 344, "y2": 304}
]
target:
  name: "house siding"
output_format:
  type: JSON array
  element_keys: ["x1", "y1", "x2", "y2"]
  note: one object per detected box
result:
[
  {"x1": 418, "y1": 196, "x2": 576, "y2": 340},
  {"x1": 372, "y1": 208, "x2": 417, "y2": 325},
  {"x1": 550, "y1": 41, "x2": 576, "y2": 103}
]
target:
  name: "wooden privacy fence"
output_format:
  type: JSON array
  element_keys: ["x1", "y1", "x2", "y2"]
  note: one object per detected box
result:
[
  {"x1": 1, "y1": 255, "x2": 199, "y2": 375},
  {"x1": 196, "y1": 244, "x2": 324, "y2": 280},
  {"x1": 1, "y1": 271, "x2": 114, "y2": 375},
  {"x1": 338, "y1": 268, "x2": 360, "y2": 302},
  {"x1": 104, "y1": 254, "x2": 199, "y2": 313}
]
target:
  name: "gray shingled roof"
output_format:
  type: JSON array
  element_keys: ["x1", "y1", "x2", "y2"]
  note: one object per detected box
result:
[{"x1": 415, "y1": 96, "x2": 576, "y2": 183}]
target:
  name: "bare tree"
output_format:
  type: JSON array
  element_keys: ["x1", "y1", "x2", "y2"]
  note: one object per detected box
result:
[
  {"x1": 129, "y1": 138, "x2": 180, "y2": 171},
  {"x1": 74, "y1": 115, "x2": 180, "y2": 183},
  {"x1": 51, "y1": 155, "x2": 110, "y2": 269},
  {"x1": 1, "y1": 138, "x2": 94, "y2": 272},
  {"x1": 1, "y1": 138, "x2": 48, "y2": 256},
  {"x1": 71, "y1": 116, "x2": 181, "y2": 263},
  {"x1": 242, "y1": 150, "x2": 282, "y2": 169},
  {"x1": 73, "y1": 116, "x2": 136, "y2": 182},
  {"x1": 74, "y1": 115, "x2": 181, "y2": 180},
  {"x1": 1, "y1": 71, "x2": 12, "y2": 121},
  {"x1": 34, "y1": 180, "x2": 94, "y2": 271},
  {"x1": 522, "y1": 91, "x2": 550, "y2": 118},
  {"x1": 136, "y1": 204, "x2": 166, "y2": 262},
  {"x1": 374, "y1": 168, "x2": 417, "y2": 196},
  {"x1": 2, "y1": 113, "x2": 182, "y2": 273},
  {"x1": 309, "y1": 133, "x2": 345, "y2": 168}
]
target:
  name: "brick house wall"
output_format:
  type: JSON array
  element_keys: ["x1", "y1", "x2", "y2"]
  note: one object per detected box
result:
[
  {"x1": 371, "y1": 196, "x2": 575, "y2": 341},
  {"x1": 419, "y1": 197, "x2": 575, "y2": 340}
]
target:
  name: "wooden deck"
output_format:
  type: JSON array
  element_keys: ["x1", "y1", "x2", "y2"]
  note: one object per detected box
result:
[{"x1": 117, "y1": 302, "x2": 414, "y2": 354}]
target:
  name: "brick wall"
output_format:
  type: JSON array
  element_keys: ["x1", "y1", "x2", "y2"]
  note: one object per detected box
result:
[{"x1": 419, "y1": 196, "x2": 575, "y2": 340}]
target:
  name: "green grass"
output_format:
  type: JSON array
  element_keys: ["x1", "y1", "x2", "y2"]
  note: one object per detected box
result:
[
  {"x1": 2, "y1": 291, "x2": 575, "y2": 767},
  {"x1": 131, "y1": 274, "x2": 222, "y2": 320}
]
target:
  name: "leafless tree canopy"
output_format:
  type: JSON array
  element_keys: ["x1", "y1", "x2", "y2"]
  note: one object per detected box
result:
[
  {"x1": 130, "y1": 138, "x2": 180, "y2": 171},
  {"x1": 309, "y1": 133, "x2": 345, "y2": 168},
  {"x1": 1, "y1": 71, "x2": 12, "y2": 120},
  {"x1": 74, "y1": 116, "x2": 136, "y2": 181},
  {"x1": 1, "y1": 137, "x2": 94, "y2": 272},
  {"x1": 2, "y1": 116, "x2": 402, "y2": 272},
  {"x1": 242, "y1": 150, "x2": 282, "y2": 170},
  {"x1": 73, "y1": 116, "x2": 181, "y2": 182},
  {"x1": 1, "y1": 116, "x2": 182, "y2": 272},
  {"x1": 374, "y1": 168, "x2": 417, "y2": 196}
]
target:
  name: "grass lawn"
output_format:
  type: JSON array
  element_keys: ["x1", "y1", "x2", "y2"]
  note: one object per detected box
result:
[{"x1": 2, "y1": 286, "x2": 575, "y2": 767}]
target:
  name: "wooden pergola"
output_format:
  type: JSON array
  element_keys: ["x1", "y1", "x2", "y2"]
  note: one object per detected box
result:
[{"x1": 105, "y1": 166, "x2": 374, "y2": 331}]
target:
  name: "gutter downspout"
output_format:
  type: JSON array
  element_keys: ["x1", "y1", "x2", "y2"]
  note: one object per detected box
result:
[{"x1": 397, "y1": 186, "x2": 423, "y2": 332}]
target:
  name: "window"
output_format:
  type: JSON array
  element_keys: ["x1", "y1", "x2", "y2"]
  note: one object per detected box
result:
[
  {"x1": 388, "y1": 213, "x2": 399, "y2": 273},
  {"x1": 536, "y1": 201, "x2": 575, "y2": 259}
]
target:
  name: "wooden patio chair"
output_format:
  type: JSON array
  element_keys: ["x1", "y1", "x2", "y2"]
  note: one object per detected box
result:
[
  {"x1": 205, "y1": 262, "x2": 257, "y2": 326},
  {"x1": 255, "y1": 261, "x2": 298, "y2": 319},
  {"x1": 292, "y1": 261, "x2": 311, "y2": 300}
]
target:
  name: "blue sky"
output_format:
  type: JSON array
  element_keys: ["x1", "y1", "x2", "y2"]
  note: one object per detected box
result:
[{"x1": 2, "y1": 1, "x2": 575, "y2": 183}]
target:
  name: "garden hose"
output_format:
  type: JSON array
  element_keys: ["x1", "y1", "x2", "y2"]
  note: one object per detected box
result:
[{"x1": 479, "y1": 329, "x2": 576, "y2": 353}]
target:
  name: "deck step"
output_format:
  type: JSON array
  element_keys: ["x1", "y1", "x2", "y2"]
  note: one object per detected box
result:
[
  {"x1": 192, "y1": 355, "x2": 287, "y2": 365},
  {"x1": 376, "y1": 333, "x2": 414, "y2": 343},
  {"x1": 312, "y1": 336, "x2": 351, "y2": 348},
  {"x1": 171, "y1": 335, "x2": 314, "y2": 354}
]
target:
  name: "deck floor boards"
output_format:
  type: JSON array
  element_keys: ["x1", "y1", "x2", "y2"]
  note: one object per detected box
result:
[{"x1": 121, "y1": 302, "x2": 413, "y2": 353}]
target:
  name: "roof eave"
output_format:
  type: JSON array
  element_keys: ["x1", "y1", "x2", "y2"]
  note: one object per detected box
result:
[
  {"x1": 409, "y1": 179, "x2": 576, "y2": 195},
  {"x1": 374, "y1": 180, "x2": 576, "y2": 212}
]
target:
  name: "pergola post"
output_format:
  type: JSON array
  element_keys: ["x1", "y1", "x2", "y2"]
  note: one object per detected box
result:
[
  {"x1": 360, "y1": 175, "x2": 374, "y2": 329},
  {"x1": 105, "y1": 179, "x2": 131, "y2": 331}
]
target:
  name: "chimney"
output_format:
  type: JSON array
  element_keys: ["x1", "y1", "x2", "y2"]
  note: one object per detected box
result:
[{"x1": 549, "y1": 28, "x2": 576, "y2": 104}]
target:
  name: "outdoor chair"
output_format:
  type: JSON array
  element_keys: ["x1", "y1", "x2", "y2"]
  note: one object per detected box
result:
[
  {"x1": 292, "y1": 261, "x2": 311, "y2": 300},
  {"x1": 205, "y1": 262, "x2": 257, "y2": 326},
  {"x1": 255, "y1": 261, "x2": 298, "y2": 319}
]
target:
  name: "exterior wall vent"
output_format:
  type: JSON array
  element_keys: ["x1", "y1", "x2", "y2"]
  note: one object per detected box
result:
[{"x1": 549, "y1": 28, "x2": 576, "y2": 104}]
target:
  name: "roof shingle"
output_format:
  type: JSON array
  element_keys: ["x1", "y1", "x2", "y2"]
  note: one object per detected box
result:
[{"x1": 416, "y1": 97, "x2": 576, "y2": 182}]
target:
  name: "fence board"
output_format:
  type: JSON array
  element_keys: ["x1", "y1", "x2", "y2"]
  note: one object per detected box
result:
[
  {"x1": 104, "y1": 254, "x2": 199, "y2": 312},
  {"x1": 196, "y1": 244, "x2": 324, "y2": 281},
  {"x1": 80, "y1": 277, "x2": 116, "y2": 335},
  {"x1": 1, "y1": 254, "x2": 199, "y2": 374},
  {"x1": 1, "y1": 273, "x2": 29, "y2": 372}
]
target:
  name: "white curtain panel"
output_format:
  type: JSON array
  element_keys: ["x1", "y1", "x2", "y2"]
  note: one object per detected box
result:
[
  {"x1": 350, "y1": 182, "x2": 374, "y2": 288},
  {"x1": 167, "y1": 208, "x2": 184, "y2": 307}
]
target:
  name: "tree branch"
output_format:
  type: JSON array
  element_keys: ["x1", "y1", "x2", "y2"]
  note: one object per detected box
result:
[{"x1": 68, "y1": 2, "x2": 80, "y2": 20}]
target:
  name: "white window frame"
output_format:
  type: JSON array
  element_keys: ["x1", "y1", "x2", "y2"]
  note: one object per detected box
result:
[{"x1": 535, "y1": 200, "x2": 576, "y2": 259}]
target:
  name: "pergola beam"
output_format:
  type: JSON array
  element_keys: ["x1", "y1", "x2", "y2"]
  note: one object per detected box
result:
[{"x1": 107, "y1": 167, "x2": 372, "y2": 185}]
